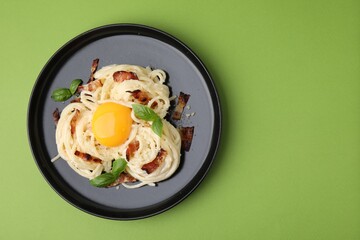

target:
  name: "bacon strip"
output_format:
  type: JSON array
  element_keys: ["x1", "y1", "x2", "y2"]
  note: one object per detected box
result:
[
  {"x1": 150, "y1": 101, "x2": 158, "y2": 109},
  {"x1": 107, "y1": 173, "x2": 137, "y2": 187},
  {"x1": 113, "y1": 71, "x2": 138, "y2": 82},
  {"x1": 53, "y1": 108, "x2": 60, "y2": 126},
  {"x1": 179, "y1": 126, "x2": 194, "y2": 151},
  {"x1": 127, "y1": 89, "x2": 151, "y2": 105},
  {"x1": 70, "y1": 109, "x2": 80, "y2": 135},
  {"x1": 77, "y1": 79, "x2": 103, "y2": 93},
  {"x1": 74, "y1": 150, "x2": 102, "y2": 164},
  {"x1": 172, "y1": 92, "x2": 190, "y2": 120},
  {"x1": 88, "y1": 58, "x2": 99, "y2": 83},
  {"x1": 126, "y1": 140, "x2": 139, "y2": 160},
  {"x1": 141, "y1": 149, "x2": 167, "y2": 174}
]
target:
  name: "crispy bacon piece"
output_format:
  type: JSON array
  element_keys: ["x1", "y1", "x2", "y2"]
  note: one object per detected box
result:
[
  {"x1": 77, "y1": 79, "x2": 103, "y2": 93},
  {"x1": 172, "y1": 92, "x2": 190, "y2": 120},
  {"x1": 141, "y1": 149, "x2": 167, "y2": 174},
  {"x1": 150, "y1": 101, "x2": 158, "y2": 109},
  {"x1": 70, "y1": 109, "x2": 80, "y2": 135},
  {"x1": 53, "y1": 108, "x2": 60, "y2": 126},
  {"x1": 88, "y1": 58, "x2": 99, "y2": 83},
  {"x1": 126, "y1": 140, "x2": 140, "y2": 160},
  {"x1": 74, "y1": 150, "x2": 102, "y2": 164},
  {"x1": 107, "y1": 173, "x2": 137, "y2": 187},
  {"x1": 179, "y1": 126, "x2": 194, "y2": 151},
  {"x1": 127, "y1": 89, "x2": 151, "y2": 105},
  {"x1": 113, "y1": 71, "x2": 138, "y2": 82}
]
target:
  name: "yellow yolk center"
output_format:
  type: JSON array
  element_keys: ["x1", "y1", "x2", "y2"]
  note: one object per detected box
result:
[{"x1": 91, "y1": 102, "x2": 132, "y2": 147}]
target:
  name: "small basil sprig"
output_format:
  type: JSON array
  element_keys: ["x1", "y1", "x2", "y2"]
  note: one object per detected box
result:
[
  {"x1": 89, "y1": 158, "x2": 127, "y2": 187},
  {"x1": 132, "y1": 104, "x2": 163, "y2": 137},
  {"x1": 89, "y1": 173, "x2": 116, "y2": 188},
  {"x1": 69, "y1": 79, "x2": 83, "y2": 95},
  {"x1": 51, "y1": 79, "x2": 83, "y2": 102},
  {"x1": 51, "y1": 88, "x2": 72, "y2": 102}
]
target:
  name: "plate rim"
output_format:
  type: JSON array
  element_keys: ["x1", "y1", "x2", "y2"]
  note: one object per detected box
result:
[{"x1": 27, "y1": 23, "x2": 222, "y2": 220}]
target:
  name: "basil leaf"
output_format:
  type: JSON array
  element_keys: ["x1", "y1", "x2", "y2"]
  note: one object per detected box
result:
[
  {"x1": 69, "y1": 79, "x2": 82, "y2": 95},
  {"x1": 132, "y1": 104, "x2": 163, "y2": 136},
  {"x1": 89, "y1": 173, "x2": 116, "y2": 187},
  {"x1": 132, "y1": 104, "x2": 157, "y2": 121},
  {"x1": 51, "y1": 88, "x2": 72, "y2": 102},
  {"x1": 89, "y1": 159, "x2": 127, "y2": 187},
  {"x1": 151, "y1": 117, "x2": 163, "y2": 137},
  {"x1": 111, "y1": 158, "x2": 127, "y2": 177}
]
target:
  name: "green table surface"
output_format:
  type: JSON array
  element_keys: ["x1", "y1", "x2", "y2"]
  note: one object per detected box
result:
[{"x1": 1, "y1": 0, "x2": 359, "y2": 239}]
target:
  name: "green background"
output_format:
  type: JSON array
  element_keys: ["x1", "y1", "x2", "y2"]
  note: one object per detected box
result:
[{"x1": 1, "y1": 0, "x2": 359, "y2": 239}]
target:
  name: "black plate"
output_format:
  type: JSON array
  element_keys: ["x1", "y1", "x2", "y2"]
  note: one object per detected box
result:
[{"x1": 27, "y1": 24, "x2": 221, "y2": 220}]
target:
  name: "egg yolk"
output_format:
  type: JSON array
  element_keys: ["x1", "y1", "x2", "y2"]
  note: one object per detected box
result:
[{"x1": 91, "y1": 102, "x2": 132, "y2": 147}]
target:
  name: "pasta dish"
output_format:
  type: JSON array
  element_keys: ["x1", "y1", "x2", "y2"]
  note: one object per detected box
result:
[{"x1": 52, "y1": 61, "x2": 183, "y2": 189}]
